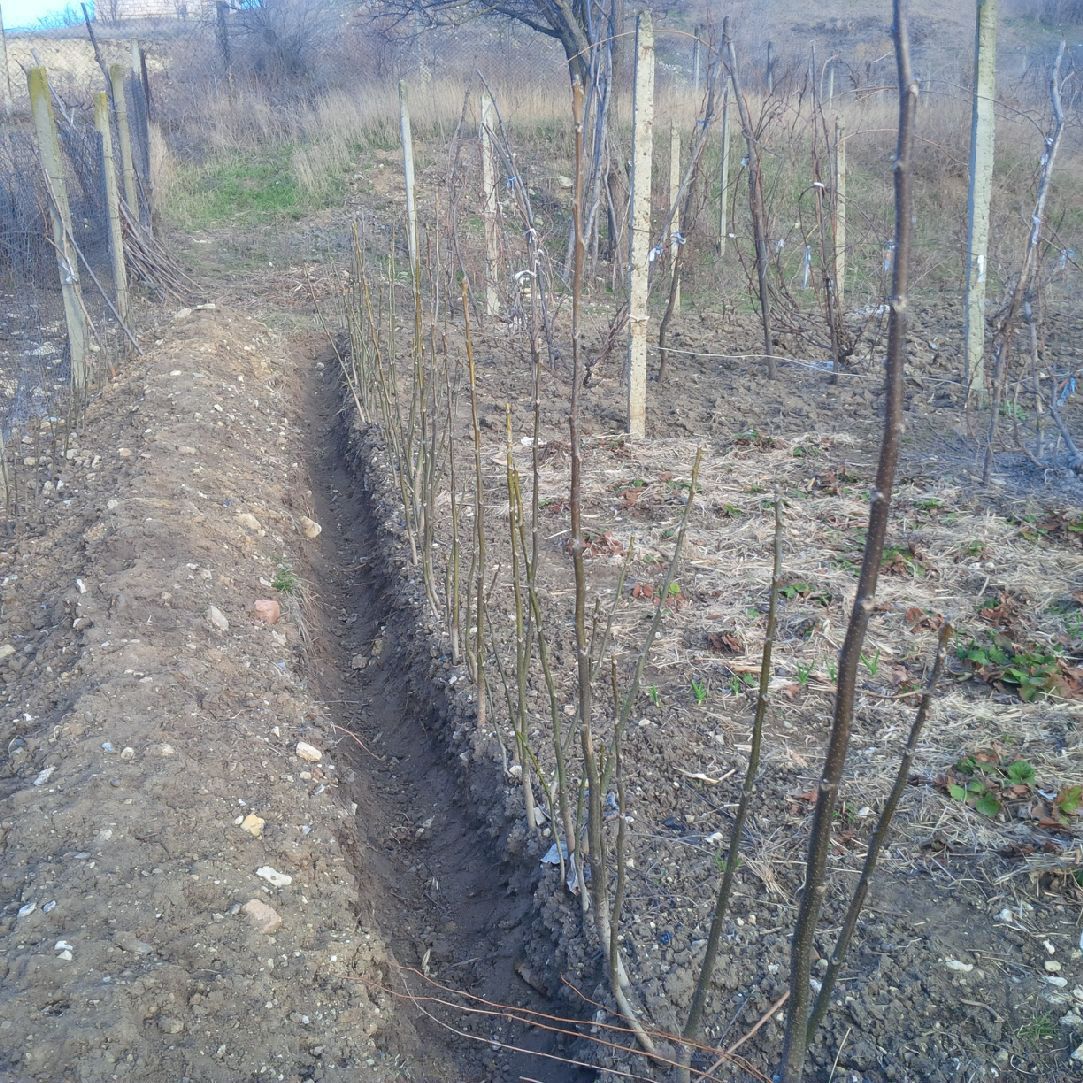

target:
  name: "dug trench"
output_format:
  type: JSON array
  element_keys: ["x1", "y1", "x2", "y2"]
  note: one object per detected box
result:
[
  {"x1": 300, "y1": 350, "x2": 598, "y2": 1083},
  {"x1": 0, "y1": 307, "x2": 596, "y2": 1083}
]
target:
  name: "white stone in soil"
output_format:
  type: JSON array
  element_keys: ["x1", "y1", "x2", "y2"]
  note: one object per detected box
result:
[
  {"x1": 295, "y1": 741, "x2": 322, "y2": 763},
  {"x1": 255, "y1": 866, "x2": 292, "y2": 888},
  {"x1": 943, "y1": 958, "x2": 974, "y2": 973}
]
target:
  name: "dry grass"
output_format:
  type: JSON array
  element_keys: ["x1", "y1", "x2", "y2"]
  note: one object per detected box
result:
[{"x1": 473, "y1": 418, "x2": 1083, "y2": 909}]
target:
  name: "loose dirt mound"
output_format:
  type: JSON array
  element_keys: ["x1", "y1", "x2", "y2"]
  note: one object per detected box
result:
[{"x1": 0, "y1": 309, "x2": 406, "y2": 1083}]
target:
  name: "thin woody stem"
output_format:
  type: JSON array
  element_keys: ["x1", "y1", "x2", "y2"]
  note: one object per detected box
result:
[{"x1": 779, "y1": 3, "x2": 918, "y2": 1077}]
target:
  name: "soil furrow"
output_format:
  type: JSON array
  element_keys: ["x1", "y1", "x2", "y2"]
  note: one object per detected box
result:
[{"x1": 298, "y1": 351, "x2": 594, "y2": 1083}]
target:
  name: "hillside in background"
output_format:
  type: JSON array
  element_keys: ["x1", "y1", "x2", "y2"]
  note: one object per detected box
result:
[{"x1": 658, "y1": 0, "x2": 1082, "y2": 95}]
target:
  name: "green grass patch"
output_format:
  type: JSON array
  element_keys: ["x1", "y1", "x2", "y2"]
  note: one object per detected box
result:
[{"x1": 165, "y1": 144, "x2": 347, "y2": 229}]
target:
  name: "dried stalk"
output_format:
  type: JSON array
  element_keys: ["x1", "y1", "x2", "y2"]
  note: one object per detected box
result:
[
  {"x1": 442, "y1": 347, "x2": 464, "y2": 664},
  {"x1": 462, "y1": 278, "x2": 487, "y2": 733},
  {"x1": 570, "y1": 76, "x2": 654, "y2": 1057},
  {"x1": 657, "y1": 44, "x2": 724, "y2": 382},
  {"x1": 609, "y1": 449, "x2": 703, "y2": 778},
  {"x1": 722, "y1": 17, "x2": 775, "y2": 380},
  {"x1": 506, "y1": 407, "x2": 538, "y2": 832},
  {"x1": 980, "y1": 41, "x2": 1066, "y2": 483}
]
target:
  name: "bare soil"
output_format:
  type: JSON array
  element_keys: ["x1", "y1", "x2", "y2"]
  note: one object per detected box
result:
[
  {"x1": 0, "y1": 304, "x2": 589, "y2": 1082},
  {"x1": 1, "y1": 206, "x2": 1081, "y2": 1083}
]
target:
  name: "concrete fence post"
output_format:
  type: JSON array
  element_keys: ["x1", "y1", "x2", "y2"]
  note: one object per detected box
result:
[
  {"x1": 398, "y1": 80, "x2": 419, "y2": 276},
  {"x1": 480, "y1": 91, "x2": 500, "y2": 317},
  {"x1": 94, "y1": 90, "x2": 129, "y2": 321},
  {"x1": 963, "y1": 0, "x2": 999, "y2": 406},
  {"x1": 692, "y1": 26, "x2": 701, "y2": 96},
  {"x1": 627, "y1": 12, "x2": 655, "y2": 439},
  {"x1": 28, "y1": 67, "x2": 90, "y2": 395},
  {"x1": 669, "y1": 119, "x2": 681, "y2": 311},
  {"x1": 718, "y1": 82, "x2": 731, "y2": 259}
]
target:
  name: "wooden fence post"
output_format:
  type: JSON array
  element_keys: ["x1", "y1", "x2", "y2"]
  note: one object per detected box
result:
[
  {"x1": 94, "y1": 90, "x2": 129, "y2": 321},
  {"x1": 963, "y1": 0, "x2": 999, "y2": 406},
  {"x1": 834, "y1": 118, "x2": 846, "y2": 313},
  {"x1": 109, "y1": 63, "x2": 139, "y2": 219},
  {"x1": 669, "y1": 119, "x2": 681, "y2": 310},
  {"x1": 126, "y1": 66, "x2": 154, "y2": 228},
  {"x1": 627, "y1": 11, "x2": 655, "y2": 439},
  {"x1": 718, "y1": 82, "x2": 731, "y2": 259},
  {"x1": 398, "y1": 79, "x2": 418, "y2": 276},
  {"x1": 28, "y1": 67, "x2": 90, "y2": 394},
  {"x1": 480, "y1": 91, "x2": 500, "y2": 317},
  {"x1": 137, "y1": 43, "x2": 153, "y2": 121}
]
